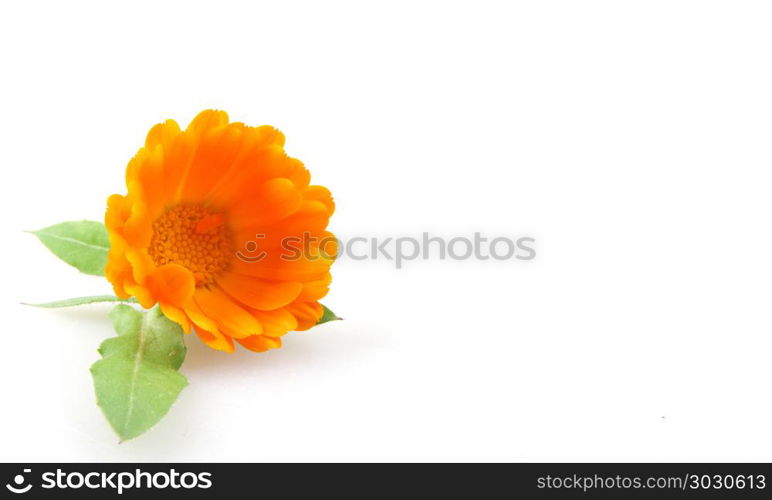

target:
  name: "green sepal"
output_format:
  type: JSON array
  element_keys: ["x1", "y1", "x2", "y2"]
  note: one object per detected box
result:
[{"x1": 317, "y1": 304, "x2": 341, "y2": 324}]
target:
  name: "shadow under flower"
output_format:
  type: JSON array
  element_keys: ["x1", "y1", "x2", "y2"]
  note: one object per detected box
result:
[{"x1": 180, "y1": 321, "x2": 374, "y2": 377}]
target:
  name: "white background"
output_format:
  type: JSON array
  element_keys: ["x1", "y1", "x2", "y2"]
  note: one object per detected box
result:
[{"x1": 1, "y1": 0, "x2": 771, "y2": 461}]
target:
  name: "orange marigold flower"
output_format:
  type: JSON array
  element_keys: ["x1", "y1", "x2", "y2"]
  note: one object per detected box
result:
[{"x1": 104, "y1": 110, "x2": 336, "y2": 353}]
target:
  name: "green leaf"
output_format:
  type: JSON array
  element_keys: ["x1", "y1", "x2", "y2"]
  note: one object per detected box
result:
[
  {"x1": 91, "y1": 305, "x2": 188, "y2": 441},
  {"x1": 23, "y1": 295, "x2": 137, "y2": 308},
  {"x1": 317, "y1": 304, "x2": 341, "y2": 324},
  {"x1": 30, "y1": 220, "x2": 109, "y2": 276}
]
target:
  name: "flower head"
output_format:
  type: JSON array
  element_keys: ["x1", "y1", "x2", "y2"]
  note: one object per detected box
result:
[{"x1": 105, "y1": 110, "x2": 335, "y2": 352}]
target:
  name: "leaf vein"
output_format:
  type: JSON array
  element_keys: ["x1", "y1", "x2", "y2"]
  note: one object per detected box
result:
[
  {"x1": 123, "y1": 312, "x2": 148, "y2": 432},
  {"x1": 35, "y1": 230, "x2": 109, "y2": 251}
]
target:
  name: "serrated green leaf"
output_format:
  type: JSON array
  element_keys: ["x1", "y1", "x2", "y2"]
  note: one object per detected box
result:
[
  {"x1": 317, "y1": 304, "x2": 341, "y2": 324},
  {"x1": 23, "y1": 295, "x2": 137, "y2": 308},
  {"x1": 30, "y1": 220, "x2": 109, "y2": 276},
  {"x1": 107, "y1": 304, "x2": 143, "y2": 336},
  {"x1": 91, "y1": 306, "x2": 188, "y2": 441}
]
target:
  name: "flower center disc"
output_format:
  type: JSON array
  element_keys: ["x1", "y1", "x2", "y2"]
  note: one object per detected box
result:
[{"x1": 149, "y1": 204, "x2": 233, "y2": 287}]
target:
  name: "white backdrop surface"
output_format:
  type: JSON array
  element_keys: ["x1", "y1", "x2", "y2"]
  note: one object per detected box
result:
[{"x1": 0, "y1": 1, "x2": 771, "y2": 461}]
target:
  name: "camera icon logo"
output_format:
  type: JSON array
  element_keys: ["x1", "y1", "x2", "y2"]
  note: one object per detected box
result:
[{"x1": 5, "y1": 469, "x2": 32, "y2": 494}]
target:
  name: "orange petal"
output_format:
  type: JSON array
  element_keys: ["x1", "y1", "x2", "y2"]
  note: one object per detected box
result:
[
  {"x1": 122, "y1": 201, "x2": 154, "y2": 249},
  {"x1": 286, "y1": 158, "x2": 311, "y2": 190},
  {"x1": 123, "y1": 282, "x2": 155, "y2": 309},
  {"x1": 193, "y1": 287, "x2": 262, "y2": 338},
  {"x1": 105, "y1": 194, "x2": 132, "y2": 234},
  {"x1": 180, "y1": 123, "x2": 248, "y2": 203},
  {"x1": 192, "y1": 124, "x2": 285, "y2": 203},
  {"x1": 286, "y1": 300, "x2": 324, "y2": 331},
  {"x1": 125, "y1": 146, "x2": 166, "y2": 221},
  {"x1": 104, "y1": 248, "x2": 133, "y2": 299},
  {"x1": 236, "y1": 335, "x2": 282, "y2": 352},
  {"x1": 252, "y1": 308, "x2": 298, "y2": 337},
  {"x1": 182, "y1": 295, "x2": 219, "y2": 334},
  {"x1": 246, "y1": 125, "x2": 285, "y2": 148},
  {"x1": 145, "y1": 119, "x2": 181, "y2": 150},
  {"x1": 186, "y1": 109, "x2": 229, "y2": 135},
  {"x1": 217, "y1": 272, "x2": 302, "y2": 311},
  {"x1": 146, "y1": 263, "x2": 195, "y2": 306},
  {"x1": 303, "y1": 185, "x2": 335, "y2": 215},
  {"x1": 227, "y1": 177, "x2": 303, "y2": 230},
  {"x1": 230, "y1": 251, "x2": 332, "y2": 282},
  {"x1": 125, "y1": 247, "x2": 156, "y2": 285},
  {"x1": 162, "y1": 131, "x2": 198, "y2": 203},
  {"x1": 195, "y1": 327, "x2": 235, "y2": 353},
  {"x1": 210, "y1": 153, "x2": 313, "y2": 210},
  {"x1": 168, "y1": 110, "x2": 231, "y2": 202},
  {"x1": 195, "y1": 213, "x2": 225, "y2": 233},
  {"x1": 236, "y1": 199, "x2": 332, "y2": 244},
  {"x1": 230, "y1": 203, "x2": 335, "y2": 277},
  {"x1": 297, "y1": 272, "x2": 332, "y2": 302},
  {"x1": 159, "y1": 302, "x2": 192, "y2": 334}
]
